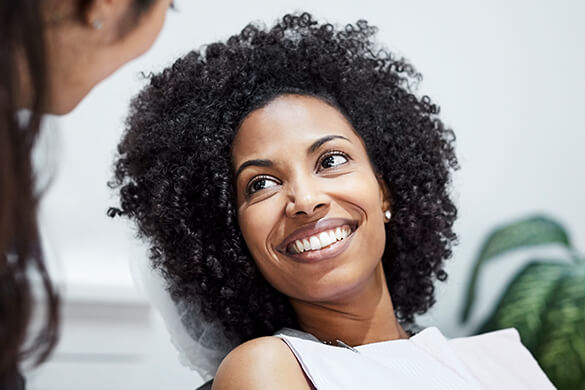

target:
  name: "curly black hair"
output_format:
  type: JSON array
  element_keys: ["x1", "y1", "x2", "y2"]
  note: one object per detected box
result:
[{"x1": 109, "y1": 12, "x2": 458, "y2": 346}]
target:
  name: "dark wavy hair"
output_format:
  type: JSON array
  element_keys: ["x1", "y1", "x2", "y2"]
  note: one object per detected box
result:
[
  {"x1": 109, "y1": 12, "x2": 458, "y2": 345},
  {"x1": 0, "y1": 0, "x2": 158, "y2": 387}
]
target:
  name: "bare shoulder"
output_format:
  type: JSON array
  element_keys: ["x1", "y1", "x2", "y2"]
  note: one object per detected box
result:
[{"x1": 212, "y1": 336, "x2": 312, "y2": 390}]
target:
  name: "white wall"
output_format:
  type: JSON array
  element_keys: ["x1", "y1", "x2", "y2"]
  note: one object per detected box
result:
[{"x1": 34, "y1": 0, "x2": 585, "y2": 388}]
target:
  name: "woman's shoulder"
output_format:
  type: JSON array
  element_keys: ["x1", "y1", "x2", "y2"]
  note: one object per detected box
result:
[{"x1": 212, "y1": 336, "x2": 312, "y2": 390}]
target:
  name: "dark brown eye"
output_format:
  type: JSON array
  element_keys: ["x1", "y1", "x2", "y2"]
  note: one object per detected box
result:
[
  {"x1": 319, "y1": 152, "x2": 349, "y2": 170},
  {"x1": 247, "y1": 176, "x2": 279, "y2": 194}
]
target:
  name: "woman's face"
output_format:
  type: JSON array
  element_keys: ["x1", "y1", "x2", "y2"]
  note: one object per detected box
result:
[
  {"x1": 44, "y1": 0, "x2": 173, "y2": 114},
  {"x1": 233, "y1": 94, "x2": 390, "y2": 303},
  {"x1": 103, "y1": 0, "x2": 173, "y2": 73}
]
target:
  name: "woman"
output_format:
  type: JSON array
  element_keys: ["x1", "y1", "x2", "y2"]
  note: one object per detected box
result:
[
  {"x1": 110, "y1": 13, "x2": 554, "y2": 389},
  {"x1": 0, "y1": 0, "x2": 173, "y2": 387}
]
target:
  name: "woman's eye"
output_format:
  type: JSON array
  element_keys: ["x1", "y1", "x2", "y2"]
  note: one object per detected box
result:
[
  {"x1": 319, "y1": 152, "x2": 349, "y2": 170},
  {"x1": 247, "y1": 176, "x2": 279, "y2": 194}
]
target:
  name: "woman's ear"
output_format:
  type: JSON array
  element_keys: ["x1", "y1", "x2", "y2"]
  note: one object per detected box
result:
[
  {"x1": 83, "y1": 0, "x2": 111, "y2": 28},
  {"x1": 376, "y1": 174, "x2": 392, "y2": 219},
  {"x1": 82, "y1": 0, "x2": 134, "y2": 40}
]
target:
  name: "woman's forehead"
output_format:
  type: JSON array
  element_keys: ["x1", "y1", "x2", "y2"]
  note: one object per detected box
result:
[{"x1": 232, "y1": 94, "x2": 361, "y2": 160}]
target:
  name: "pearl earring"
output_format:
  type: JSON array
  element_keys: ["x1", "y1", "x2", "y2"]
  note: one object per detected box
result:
[
  {"x1": 384, "y1": 210, "x2": 391, "y2": 222},
  {"x1": 92, "y1": 19, "x2": 104, "y2": 30}
]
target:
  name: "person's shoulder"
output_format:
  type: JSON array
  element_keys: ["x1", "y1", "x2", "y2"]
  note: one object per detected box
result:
[{"x1": 212, "y1": 336, "x2": 312, "y2": 390}]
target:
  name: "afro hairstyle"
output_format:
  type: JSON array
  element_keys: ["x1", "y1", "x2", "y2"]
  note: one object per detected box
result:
[{"x1": 109, "y1": 12, "x2": 458, "y2": 345}]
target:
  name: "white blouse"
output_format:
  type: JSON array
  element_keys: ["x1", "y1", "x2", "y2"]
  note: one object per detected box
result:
[{"x1": 275, "y1": 327, "x2": 555, "y2": 389}]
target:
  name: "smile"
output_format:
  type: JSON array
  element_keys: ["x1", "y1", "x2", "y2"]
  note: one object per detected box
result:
[
  {"x1": 277, "y1": 218, "x2": 358, "y2": 261},
  {"x1": 287, "y1": 225, "x2": 352, "y2": 254}
]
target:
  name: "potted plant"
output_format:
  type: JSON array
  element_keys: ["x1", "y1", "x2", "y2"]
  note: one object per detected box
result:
[{"x1": 461, "y1": 215, "x2": 585, "y2": 390}]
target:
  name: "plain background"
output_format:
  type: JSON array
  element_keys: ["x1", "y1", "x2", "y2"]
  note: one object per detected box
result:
[{"x1": 30, "y1": 0, "x2": 585, "y2": 388}]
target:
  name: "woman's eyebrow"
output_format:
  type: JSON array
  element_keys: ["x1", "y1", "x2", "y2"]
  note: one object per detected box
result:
[
  {"x1": 235, "y1": 135, "x2": 350, "y2": 179},
  {"x1": 308, "y1": 135, "x2": 351, "y2": 153},
  {"x1": 235, "y1": 159, "x2": 272, "y2": 179}
]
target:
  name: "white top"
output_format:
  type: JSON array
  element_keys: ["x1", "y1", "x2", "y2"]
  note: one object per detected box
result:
[{"x1": 275, "y1": 327, "x2": 555, "y2": 389}]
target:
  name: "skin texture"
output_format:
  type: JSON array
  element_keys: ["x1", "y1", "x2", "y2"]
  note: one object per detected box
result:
[
  {"x1": 213, "y1": 337, "x2": 314, "y2": 390},
  {"x1": 234, "y1": 95, "x2": 388, "y2": 305},
  {"x1": 35, "y1": 0, "x2": 172, "y2": 114}
]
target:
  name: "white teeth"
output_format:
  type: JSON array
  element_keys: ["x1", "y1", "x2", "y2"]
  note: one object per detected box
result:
[
  {"x1": 319, "y1": 232, "x2": 332, "y2": 247},
  {"x1": 288, "y1": 225, "x2": 354, "y2": 254},
  {"x1": 343, "y1": 227, "x2": 350, "y2": 238},
  {"x1": 309, "y1": 236, "x2": 321, "y2": 250},
  {"x1": 295, "y1": 240, "x2": 304, "y2": 253},
  {"x1": 329, "y1": 231, "x2": 336, "y2": 243}
]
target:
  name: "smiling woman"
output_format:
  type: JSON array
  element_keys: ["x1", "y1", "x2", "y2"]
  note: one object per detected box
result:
[
  {"x1": 233, "y1": 95, "x2": 392, "y2": 310},
  {"x1": 109, "y1": 12, "x2": 554, "y2": 389}
]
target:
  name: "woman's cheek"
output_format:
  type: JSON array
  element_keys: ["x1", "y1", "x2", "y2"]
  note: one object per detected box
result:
[
  {"x1": 239, "y1": 195, "x2": 283, "y2": 255},
  {"x1": 327, "y1": 173, "x2": 381, "y2": 209}
]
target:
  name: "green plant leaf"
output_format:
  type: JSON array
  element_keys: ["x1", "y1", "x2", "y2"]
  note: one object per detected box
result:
[
  {"x1": 535, "y1": 265, "x2": 585, "y2": 390},
  {"x1": 478, "y1": 261, "x2": 569, "y2": 351},
  {"x1": 460, "y1": 215, "x2": 572, "y2": 322},
  {"x1": 477, "y1": 261, "x2": 585, "y2": 390}
]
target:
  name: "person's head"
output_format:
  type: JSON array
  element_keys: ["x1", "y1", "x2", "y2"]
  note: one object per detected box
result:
[
  {"x1": 41, "y1": 0, "x2": 174, "y2": 114},
  {"x1": 110, "y1": 12, "x2": 458, "y2": 345},
  {"x1": 233, "y1": 93, "x2": 392, "y2": 306},
  {"x1": 0, "y1": 0, "x2": 172, "y2": 382}
]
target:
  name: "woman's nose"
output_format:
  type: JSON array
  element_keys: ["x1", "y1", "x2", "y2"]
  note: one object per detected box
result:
[{"x1": 284, "y1": 176, "x2": 330, "y2": 218}]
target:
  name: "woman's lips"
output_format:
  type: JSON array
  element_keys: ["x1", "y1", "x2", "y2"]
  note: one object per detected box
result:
[
  {"x1": 287, "y1": 225, "x2": 352, "y2": 254},
  {"x1": 276, "y1": 218, "x2": 357, "y2": 261}
]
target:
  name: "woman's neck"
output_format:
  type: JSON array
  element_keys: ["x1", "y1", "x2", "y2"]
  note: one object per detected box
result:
[{"x1": 289, "y1": 262, "x2": 409, "y2": 347}]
